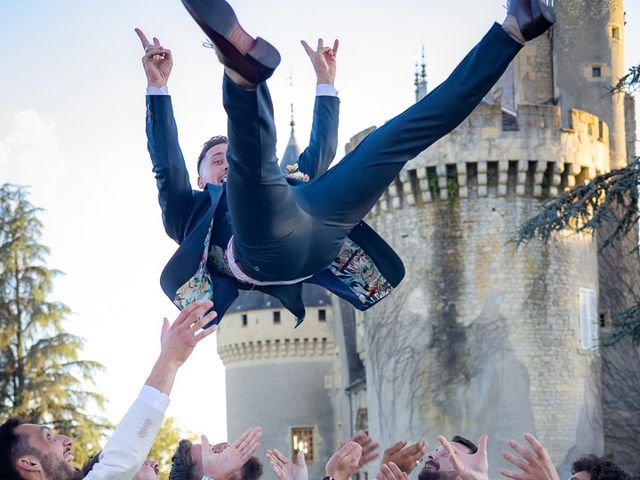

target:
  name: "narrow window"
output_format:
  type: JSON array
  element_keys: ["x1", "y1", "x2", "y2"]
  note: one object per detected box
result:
[
  {"x1": 592, "y1": 66, "x2": 602, "y2": 78},
  {"x1": 318, "y1": 309, "x2": 327, "y2": 322},
  {"x1": 273, "y1": 311, "x2": 281, "y2": 325},
  {"x1": 612, "y1": 26, "x2": 620, "y2": 40},
  {"x1": 291, "y1": 427, "x2": 316, "y2": 463},
  {"x1": 241, "y1": 314, "x2": 248, "y2": 327},
  {"x1": 579, "y1": 288, "x2": 598, "y2": 350}
]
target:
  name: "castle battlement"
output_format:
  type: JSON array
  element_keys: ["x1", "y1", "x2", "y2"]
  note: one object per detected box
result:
[
  {"x1": 359, "y1": 103, "x2": 610, "y2": 213},
  {"x1": 218, "y1": 336, "x2": 334, "y2": 365}
]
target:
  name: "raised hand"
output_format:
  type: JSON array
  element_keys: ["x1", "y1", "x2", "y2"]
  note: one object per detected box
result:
[
  {"x1": 326, "y1": 441, "x2": 362, "y2": 480},
  {"x1": 135, "y1": 28, "x2": 173, "y2": 87},
  {"x1": 144, "y1": 300, "x2": 217, "y2": 395},
  {"x1": 377, "y1": 462, "x2": 409, "y2": 480},
  {"x1": 202, "y1": 427, "x2": 262, "y2": 480},
  {"x1": 500, "y1": 434, "x2": 560, "y2": 480},
  {"x1": 350, "y1": 432, "x2": 380, "y2": 470},
  {"x1": 381, "y1": 439, "x2": 426, "y2": 474},
  {"x1": 437, "y1": 435, "x2": 488, "y2": 480},
  {"x1": 159, "y1": 300, "x2": 217, "y2": 367},
  {"x1": 301, "y1": 38, "x2": 339, "y2": 86},
  {"x1": 266, "y1": 448, "x2": 308, "y2": 480}
]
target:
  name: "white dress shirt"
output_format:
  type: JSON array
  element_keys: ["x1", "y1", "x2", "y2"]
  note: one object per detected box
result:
[{"x1": 83, "y1": 385, "x2": 169, "y2": 480}]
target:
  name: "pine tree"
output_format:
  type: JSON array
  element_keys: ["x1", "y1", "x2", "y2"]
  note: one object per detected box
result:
[{"x1": 0, "y1": 183, "x2": 110, "y2": 466}]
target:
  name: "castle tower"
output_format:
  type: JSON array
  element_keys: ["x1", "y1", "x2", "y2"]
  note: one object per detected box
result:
[
  {"x1": 510, "y1": 0, "x2": 627, "y2": 169},
  {"x1": 217, "y1": 273, "x2": 337, "y2": 479},
  {"x1": 507, "y1": 4, "x2": 639, "y2": 469},
  {"x1": 358, "y1": 103, "x2": 606, "y2": 478},
  {"x1": 346, "y1": 3, "x2": 639, "y2": 476}
]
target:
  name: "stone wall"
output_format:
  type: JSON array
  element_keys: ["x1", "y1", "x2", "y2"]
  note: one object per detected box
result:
[
  {"x1": 358, "y1": 100, "x2": 608, "y2": 478},
  {"x1": 365, "y1": 196, "x2": 601, "y2": 478}
]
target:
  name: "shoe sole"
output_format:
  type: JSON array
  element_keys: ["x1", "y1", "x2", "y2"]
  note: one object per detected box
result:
[{"x1": 180, "y1": 0, "x2": 281, "y2": 84}]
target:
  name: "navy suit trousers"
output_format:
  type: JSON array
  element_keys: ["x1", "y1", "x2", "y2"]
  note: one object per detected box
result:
[{"x1": 223, "y1": 23, "x2": 522, "y2": 283}]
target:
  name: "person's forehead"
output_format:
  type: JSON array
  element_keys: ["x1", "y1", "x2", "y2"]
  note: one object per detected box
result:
[
  {"x1": 14, "y1": 424, "x2": 51, "y2": 447},
  {"x1": 15, "y1": 424, "x2": 47, "y2": 435},
  {"x1": 206, "y1": 143, "x2": 228, "y2": 158}
]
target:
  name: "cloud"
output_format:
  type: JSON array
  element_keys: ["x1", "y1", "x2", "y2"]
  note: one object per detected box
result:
[{"x1": 0, "y1": 109, "x2": 65, "y2": 191}]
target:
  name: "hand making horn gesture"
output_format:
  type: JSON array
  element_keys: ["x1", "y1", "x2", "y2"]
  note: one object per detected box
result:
[
  {"x1": 301, "y1": 38, "x2": 339, "y2": 86},
  {"x1": 135, "y1": 27, "x2": 173, "y2": 88}
]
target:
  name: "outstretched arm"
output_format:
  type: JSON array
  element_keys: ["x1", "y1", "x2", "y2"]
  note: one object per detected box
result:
[
  {"x1": 295, "y1": 39, "x2": 340, "y2": 179},
  {"x1": 137, "y1": 29, "x2": 195, "y2": 243},
  {"x1": 84, "y1": 302, "x2": 217, "y2": 480}
]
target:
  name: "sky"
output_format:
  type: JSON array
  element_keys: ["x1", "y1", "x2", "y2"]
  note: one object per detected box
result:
[{"x1": 1, "y1": 0, "x2": 640, "y2": 446}]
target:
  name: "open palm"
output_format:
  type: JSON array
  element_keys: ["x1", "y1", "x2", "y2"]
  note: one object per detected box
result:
[
  {"x1": 267, "y1": 449, "x2": 308, "y2": 480},
  {"x1": 438, "y1": 435, "x2": 488, "y2": 480}
]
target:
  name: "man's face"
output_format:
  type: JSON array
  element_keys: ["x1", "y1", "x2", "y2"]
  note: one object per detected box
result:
[
  {"x1": 14, "y1": 424, "x2": 77, "y2": 480},
  {"x1": 418, "y1": 442, "x2": 474, "y2": 480},
  {"x1": 133, "y1": 459, "x2": 160, "y2": 480},
  {"x1": 198, "y1": 143, "x2": 229, "y2": 188}
]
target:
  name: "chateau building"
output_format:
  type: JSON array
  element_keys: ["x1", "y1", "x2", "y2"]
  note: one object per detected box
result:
[{"x1": 217, "y1": 1, "x2": 639, "y2": 478}]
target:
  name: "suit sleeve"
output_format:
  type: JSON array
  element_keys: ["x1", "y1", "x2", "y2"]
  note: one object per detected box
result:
[
  {"x1": 146, "y1": 95, "x2": 195, "y2": 243},
  {"x1": 83, "y1": 386, "x2": 168, "y2": 480},
  {"x1": 296, "y1": 95, "x2": 340, "y2": 179}
]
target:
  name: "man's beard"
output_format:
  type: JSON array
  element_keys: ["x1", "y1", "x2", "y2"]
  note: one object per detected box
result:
[
  {"x1": 39, "y1": 452, "x2": 81, "y2": 480},
  {"x1": 418, "y1": 462, "x2": 458, "y2": 480}
]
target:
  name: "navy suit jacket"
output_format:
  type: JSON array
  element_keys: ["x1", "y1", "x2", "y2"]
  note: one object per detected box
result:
[{"x1": 146, "y1": 94, "x2": 404, "y2": 325}]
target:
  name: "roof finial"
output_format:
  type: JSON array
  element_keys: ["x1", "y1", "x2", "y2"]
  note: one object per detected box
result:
[
  {"x1": 415, "y1": 44, "x2": 428, "y2": 102},
  {"x1": 288, "y1": 72, "x2": 296, "y2": 131}
]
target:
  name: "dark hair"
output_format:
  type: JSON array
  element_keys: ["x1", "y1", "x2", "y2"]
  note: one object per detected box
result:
[
  {"x1": 0, "y1": 418, "x2": 36, "y2": 480},
  {"x1": 197, "y1": 136, "x2": 228, "y2": 174},
  {"x1": 80, "y1": 451, "x2": 102, "y2": 477},
  {"x1": 572, "y1": 455, "x2": 630, "y2": 480},
  {"x1": 241, "y1": 456, "x2": 263, "y2": 480},
  {"x1": 169, "y1": 439, "x2": 196, "y2": 480},
  {"x1": 451, "y1": 436, "x2": 478, "y2": 454}
]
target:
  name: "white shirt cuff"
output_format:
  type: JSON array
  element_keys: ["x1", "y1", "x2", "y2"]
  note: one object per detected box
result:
[
  {"x1": 140, "y1": 385, "x2": 170, "y2": 413},
  {"x1": 316, "y1": 84, "x2": 338, "y2": 97},
  {"x1": 147, "y1": 85, "x2": 169, "y2": 96}
]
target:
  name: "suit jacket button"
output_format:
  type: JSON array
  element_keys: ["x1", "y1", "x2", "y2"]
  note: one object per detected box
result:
[{"x1": 254, "y1": 266, "x2": 260, "y2": 271}]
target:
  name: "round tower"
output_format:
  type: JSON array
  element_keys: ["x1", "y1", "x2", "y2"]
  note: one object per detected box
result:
[
  {"x1": 512, "y1": 0, "x2": 627, "y2": 169},
  {"x1": 217, "y1": 284, "x2": 336, "y2": 480},
  {"x1": 358, "y1": 100, "x2": 607, "y2": 478},
  {"x1": 554, "y1": 0, "x2": 626, "y2": 168}
]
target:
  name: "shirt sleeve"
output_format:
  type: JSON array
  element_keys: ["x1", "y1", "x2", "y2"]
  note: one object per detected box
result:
[
  {"x1": 82, "y1": 388, "x2": 168, "y2": 480},
  {"x1": 147, "y1": 85, "x2": 170, "y2": 96},
  {"x1": 139, "y1": 384, "x2": 170, "y2": 413},
  {"x1": 316, "y1": 84, "x2": 338, "y2": 97}
]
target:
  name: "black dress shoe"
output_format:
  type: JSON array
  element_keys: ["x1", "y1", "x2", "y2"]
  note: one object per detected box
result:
[
  {"x1": 181, "y1": 0, "x2": 281, "y2": 84},
  {"x1": 507, "y1": 0, "x2": 556, "y2": 41}
]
